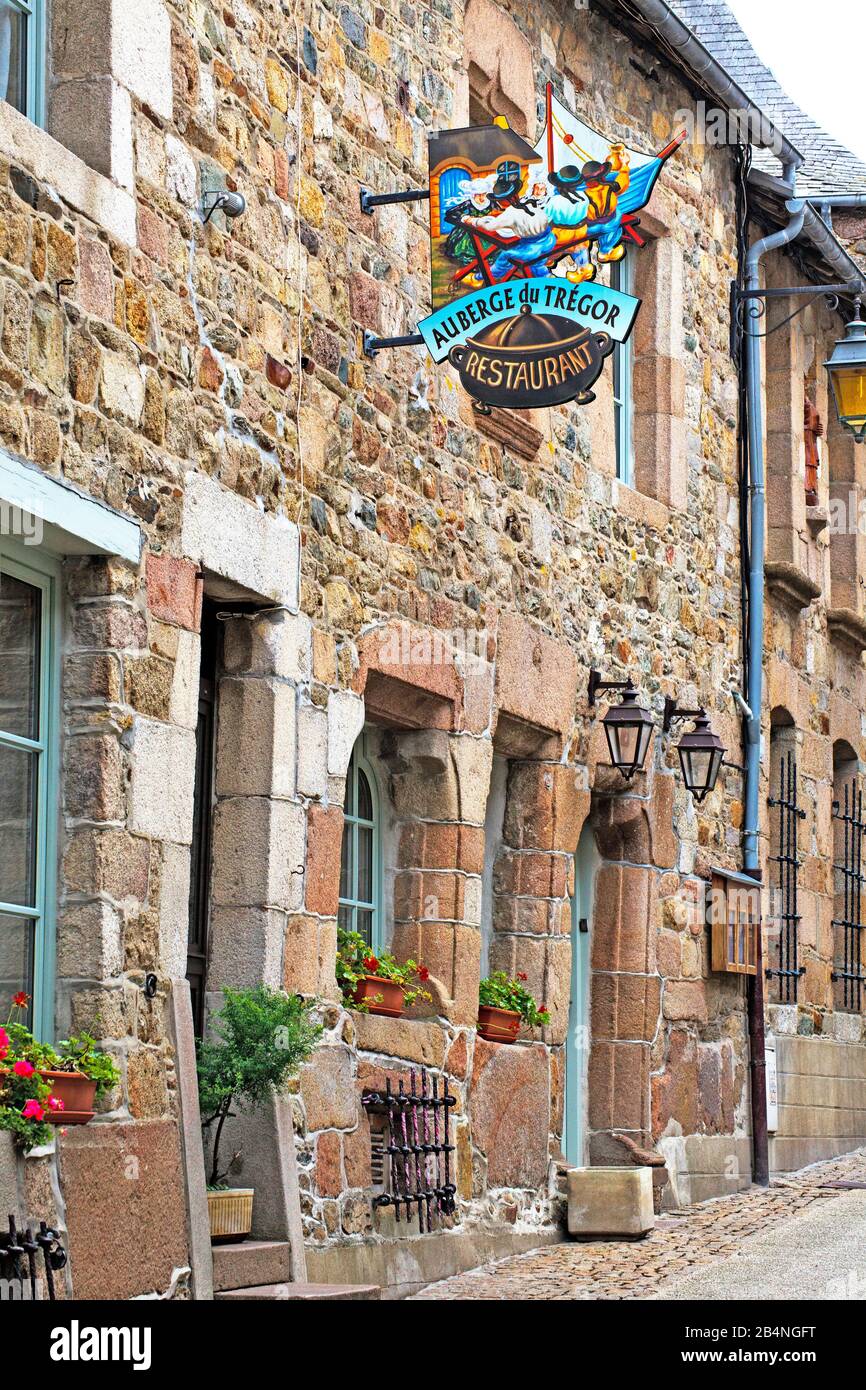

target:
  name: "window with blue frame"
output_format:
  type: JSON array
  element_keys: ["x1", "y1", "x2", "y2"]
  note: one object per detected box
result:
[
  {"x1": 611, "y1": 256, "x2": 634, "y2": 486},
  {"x1": 0, "y1": 0, "x2": 46, "y2": 126},
  {"x1": 0, "y1": 543, "x2": 59, "y2": 1037},
  {"x1": 338, "y1": 740, "x2": 382, "y2": 951}
]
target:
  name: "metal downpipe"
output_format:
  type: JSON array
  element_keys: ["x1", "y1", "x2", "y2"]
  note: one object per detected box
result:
[
  {"x1": 742, "y1": 197, "x2": 806, "y2": 1188},
  {"x1": 743, "y1": 198, "x2": 807, "y2": 874}
]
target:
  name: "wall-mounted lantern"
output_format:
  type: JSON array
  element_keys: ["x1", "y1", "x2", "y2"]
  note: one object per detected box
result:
[
  {"x1": 589, "y1": 669, "x2": 654, "y2": 781},
  {"x1": 663, "y1": 697, "x2": 727, "y2": 803},
  {"x1": 825, "y1": 314, "x2": 866, "y2": 444}
]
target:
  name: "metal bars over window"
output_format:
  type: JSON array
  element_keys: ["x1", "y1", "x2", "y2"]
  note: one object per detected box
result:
[
  {"x1": 767, "y1": 750, "x2": 806, "y2": 1002},
  {"x1": 362, "y1": 1070, "x2": 457, "y2": 1232},
  {"x1": 832, "y1": 779, "x2": 866, "y2": 1012}
]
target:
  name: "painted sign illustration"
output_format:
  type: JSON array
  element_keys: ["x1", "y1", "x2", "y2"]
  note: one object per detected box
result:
[{"x1": 418, "y1": 84, "x2": 684, "y2": 411}]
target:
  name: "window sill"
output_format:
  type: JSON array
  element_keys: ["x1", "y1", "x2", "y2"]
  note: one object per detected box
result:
[
  {"x1": 827, "y1": 607, "x2": 866, "y2": 654},
  {"x1": 352, "y1": 1010, "x2": 446, "y2": 1066},
  {"x1": 0, "y1": 100, "x2": 136, "y2": 247},
  {"x1": 765, "y1": 560, "x2": 821, "y2": 611},
  {"x1": 614, "y1": 479, "x2": 671, "y2": 532},
  {"x1": 475, "y1": 408, "x2": 543, "y2": 461}
]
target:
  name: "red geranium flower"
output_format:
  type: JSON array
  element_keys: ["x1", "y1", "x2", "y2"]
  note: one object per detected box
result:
[
  {"x1": 12, "y1": 991, "x2": 29, "y2": 1008},
  {"x1": 363, "y1": 954, "x2": 380, "y2": 973},
  {"x1": 417, "y1": 966, "x2": 430, "y2": 982},
  {"x1": 13, "y1": 1060, "x2": 34, "y2": 1079},
  {"x1": 21, "y1": 1099, "x2": 44, "y2": 1122},
  {"x1": 517, "y1": 972, "x2": 528, "y2": 982}
]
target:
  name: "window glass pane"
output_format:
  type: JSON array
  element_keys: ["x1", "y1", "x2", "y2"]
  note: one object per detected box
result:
[
  {"x1": 0, "y1": 2, "x2": 28, "y2": 116},
  {"x1": 357, "y1": 825, "x2": 373, "y2": 905},
  {"x1": 0, "y1": 742, "x2": 37, "y2": 905},
  {"x1": 338, "y1": 903, "x2": 353, "y2": 933},
  {"x1": 356, "y1": 908, "x2": 373, "y2": 946},
  {"x1": 0, "y1": 912, "x2": 34, "y2": 1021},
  {"x1": 357, "y1": 767, "x2": 372, "y2": 821},
  {"x1": 0, "y1": 571, "x2": 40, "y2": 740},
  {"x1": 339, "y1": 822, "x2": 353, "y2": 903}
]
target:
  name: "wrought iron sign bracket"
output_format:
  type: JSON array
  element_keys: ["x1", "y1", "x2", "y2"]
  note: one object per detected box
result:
[
  {"x1": 363, "y1": 330, "x2": 425, "y2": 357},
  {"x1": 731, "y1": 280, "x2": 858, "y2": 340},
  {"x1": 359, "y1": 186, "x2": 431, "y2": 215}
]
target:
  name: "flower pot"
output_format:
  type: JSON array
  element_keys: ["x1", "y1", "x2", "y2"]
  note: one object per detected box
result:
[
  {"x1": 353, "y1": 974, "x2": 405, "y2": 1018},
  {"x1": 477, "y1": 1005, "x2": 521, "y2": 1044},
  {"x1": 39, "y1": 1070, "x2": 97, "y2": 1124},
  {"x1": 208, "y1": 1188, "x2": 254, "y2": 1244}
]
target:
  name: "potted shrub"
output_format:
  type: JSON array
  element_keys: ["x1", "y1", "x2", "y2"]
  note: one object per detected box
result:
[
  {"x1": 0, "y1": 993, "x2": 120, "y2": 1144},
  {"x1": 197, "y1": 986, "x2": 322, "y2": 1244},
  {"x1": 43, "y1": 1030, "x2": 121, "y2": 1123},
  {"x1": 336, "y1": 927, "x2": 432, "y2": 1018},
  {"x1": 478, "y1": 972, "x2": 550, "y2": 1043}
]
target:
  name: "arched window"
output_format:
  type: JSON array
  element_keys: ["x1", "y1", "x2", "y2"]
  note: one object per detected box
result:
[{"x1": 338, "y1": 741, "x2": 381, "y2": 950}]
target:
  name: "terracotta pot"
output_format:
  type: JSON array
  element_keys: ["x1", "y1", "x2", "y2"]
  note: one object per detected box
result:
[
  {"x1": 353, "y1": 974, "x2": 405, "y2": 1018},
  {"x1": 477, "y1": 1005, "x2": 521, "y2": 1044},
  {"x1": 208, "y1": 1188, "x2": 254, "y2": 1245},
  {"x1": 39, "y1": 1070, "x2": 97, "y2": 1124}
]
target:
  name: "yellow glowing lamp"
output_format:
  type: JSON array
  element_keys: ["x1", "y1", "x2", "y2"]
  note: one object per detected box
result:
[{"x1": 825, "y1": 315, "x2": 866, "y2": 444}]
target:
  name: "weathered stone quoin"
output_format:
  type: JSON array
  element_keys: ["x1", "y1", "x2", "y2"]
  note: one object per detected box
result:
[{"x1": 0, "y1": 0, "x2": 864, "y2": 1299}]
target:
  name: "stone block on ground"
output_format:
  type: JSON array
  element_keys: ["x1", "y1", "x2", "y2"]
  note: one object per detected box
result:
[{"x1": 566, "y1": 1165, "x2": 654, "y2": 1237}]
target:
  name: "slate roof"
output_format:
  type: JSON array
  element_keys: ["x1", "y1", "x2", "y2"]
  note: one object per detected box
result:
[{"x1": 666, "y1": 0, "x2": 866, "y2": 193}]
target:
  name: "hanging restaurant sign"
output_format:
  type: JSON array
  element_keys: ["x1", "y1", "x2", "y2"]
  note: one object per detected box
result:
[
  {"x1": 360, "y1": 84, "x2": 684, "y2": 413},
  {"x1": 413, "y1": 85, "x2": 684, "y2": 411}
]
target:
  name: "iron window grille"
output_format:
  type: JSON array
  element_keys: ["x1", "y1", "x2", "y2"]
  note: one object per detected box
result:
[
  {"x1": 767, "y1": 750, "x2": 806, "y2": 1002},
  {"x1": 362, "y1": 1070, "x2": 457, "y2": 1232},
  {"x1": 831, "y1": 779, "x2": 866, "y2": 1012}
]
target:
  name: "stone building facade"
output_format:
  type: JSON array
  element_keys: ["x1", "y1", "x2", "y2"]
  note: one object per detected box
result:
[{"x1": 0, "y1": 0, "x2": 863, "y2": 1299}]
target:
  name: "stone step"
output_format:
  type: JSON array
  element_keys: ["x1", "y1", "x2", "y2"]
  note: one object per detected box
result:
[
  {"x1": 214, "y1": 1281, "x2": 380, "y2": 1301},
  {"x1": 211, "y1": 1240, "x2": 293, "y2": 1292}
]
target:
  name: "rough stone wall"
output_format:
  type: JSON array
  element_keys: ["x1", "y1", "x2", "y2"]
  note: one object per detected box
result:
[
  {"x1": 760, "y1": 246, "x2": 866, "y2": 1172},
  {"x1": 0, "y1": 0, "x2": 778, "y2": 1289}
]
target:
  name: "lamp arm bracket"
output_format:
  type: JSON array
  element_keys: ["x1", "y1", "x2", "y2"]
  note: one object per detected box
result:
[
  {"x1": 662, "y1": 696, "x2": 705, "y2": 733},
  {"x1": 588, "y1": 668, "x2": 633, "y2": 707},
  {"x1": 732, "y1": 281, "x2": 855, "y2": 339}
]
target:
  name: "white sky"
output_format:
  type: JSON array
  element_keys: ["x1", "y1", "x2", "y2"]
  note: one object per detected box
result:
[{"x1": 726, "y1": 0, "x2": 866, "y2": 166}]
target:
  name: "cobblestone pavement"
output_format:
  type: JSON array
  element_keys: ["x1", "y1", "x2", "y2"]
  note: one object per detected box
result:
[{"x1": 412, "y1": 1150, "x2": 866, "y2": 1299}]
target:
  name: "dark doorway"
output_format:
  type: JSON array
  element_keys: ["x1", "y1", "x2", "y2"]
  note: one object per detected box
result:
[{"x1": 186, "y1": 602, "x2": 219, "y2": 1037}]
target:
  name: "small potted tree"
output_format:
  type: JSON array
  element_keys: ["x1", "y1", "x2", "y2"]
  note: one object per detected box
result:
[
  {"x1": 336, "y1": 927, "x2": 432, "y2": 1018},
  {"x1": 198, "y1": 985, "x2": 322, "y2": 1243},
  {"x1": 478, "y1": 971, "x2": 550, "y2": 1043}
]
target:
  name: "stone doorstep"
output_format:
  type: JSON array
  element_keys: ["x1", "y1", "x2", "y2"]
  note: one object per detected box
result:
[
  {"x1": 214, "y1": 1282, "x2": 380, "y2": 1300},
  {"x1": 211, "y1": 1239, "x2": 293, "y2": 1292}
]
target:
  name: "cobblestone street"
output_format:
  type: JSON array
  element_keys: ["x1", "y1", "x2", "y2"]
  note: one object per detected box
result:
[{"x1": 412, "y1": 1151, "x2": 866, "y2": 1299}]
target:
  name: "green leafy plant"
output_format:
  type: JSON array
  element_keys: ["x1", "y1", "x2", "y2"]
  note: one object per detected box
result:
[
  {"x1": 336, "y1": 927, "x2": 432, "y2": 1011},
  {"x1": 53, "y1": 1031, "x2": 121, "y2": 1100},
  {"x1": 0, "y1": 993, "x2": 67, "y2": 1149},
  {"x1": 197, "y1": 986, "x2": 323, "y2": 1189},
  {"x1": 478, "y1": 971, "x2": 550, "y2": 1028}
]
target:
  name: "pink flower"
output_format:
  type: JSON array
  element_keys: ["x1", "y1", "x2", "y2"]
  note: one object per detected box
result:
[
  {"x1": 47, "y1": 1095, "x2": 64, "y2": 1111},
  {"x1": 13, "y1": 1059, "x2": 34, "y2": 1078},
  {"x1": 0, "y1": 1027, "x2": 8, "y2": 1063},
  {"x1": 21, "y1": 1099, "x2": 44, "y2": 1121}
]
